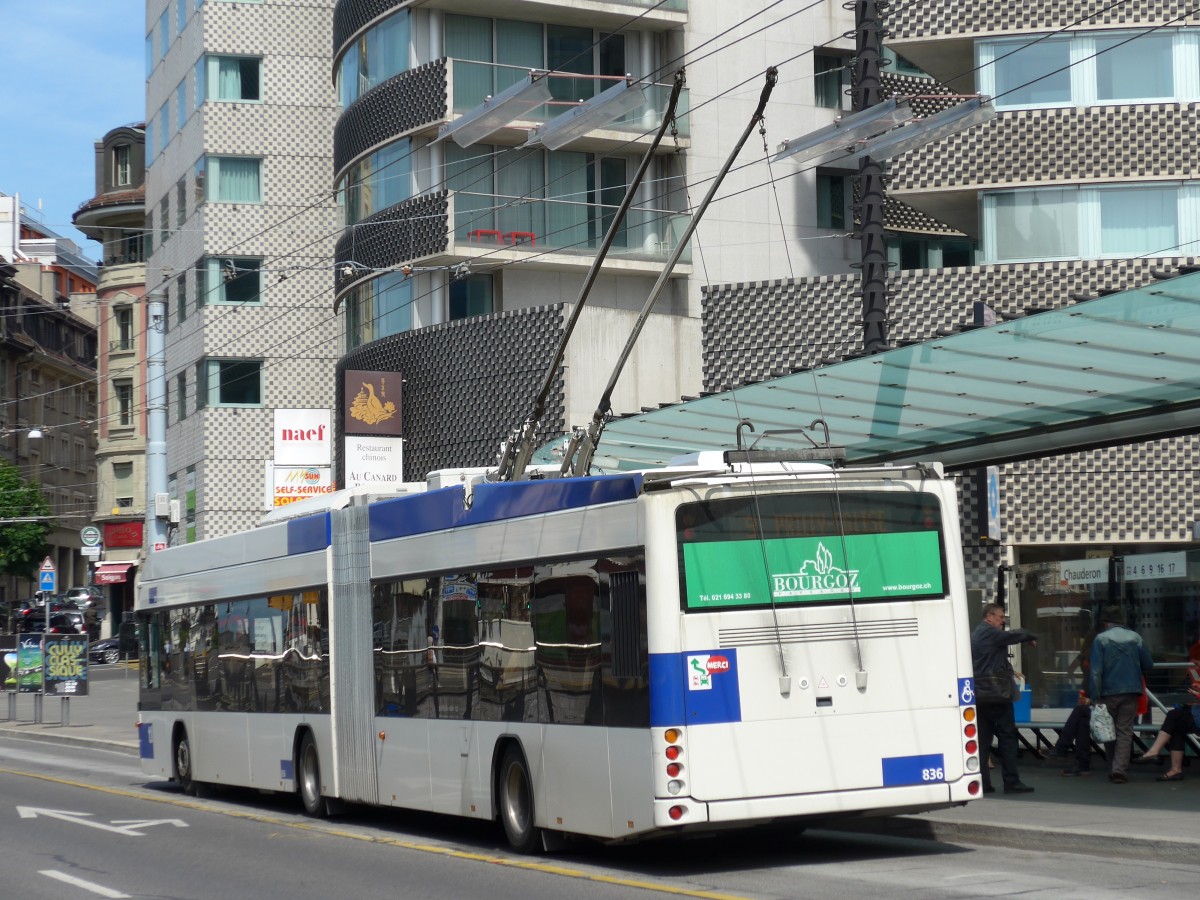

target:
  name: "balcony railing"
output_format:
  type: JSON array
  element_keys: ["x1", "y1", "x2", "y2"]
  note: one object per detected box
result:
[
  {"x1": 448, "y1": 60, "x2": 690, "y2": 143},
  {"x1": 109, "y1": 338, "x2": 135, "y2": 353},
  {"x1": 451, "y1": 191, "x2": 691, "y2": 264}
]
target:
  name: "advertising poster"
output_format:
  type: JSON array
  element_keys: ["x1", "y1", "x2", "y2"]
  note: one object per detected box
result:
[
  {"x1": 16, "y1": 635, "x2": 42, "y2": 693},
  {"x1": 43, "y1": 634, "x2": 89, "y2": 697},
  {"x1": 0, "y1": 634, "x2": 16, "y2": 691}
]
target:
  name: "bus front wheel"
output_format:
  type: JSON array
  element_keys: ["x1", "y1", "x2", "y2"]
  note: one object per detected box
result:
[
  {"x1": 298, "y1": 733, "x2": 326, "y2": 817},
  {"x1": 498, "y1": 745, "x2": 541, "y2": 853},
  {"x1": 174, "y1": 729, "x2": 196, "y2": 796}
]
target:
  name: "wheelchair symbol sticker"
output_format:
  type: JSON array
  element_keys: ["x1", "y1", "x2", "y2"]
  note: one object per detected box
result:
[{"x1": 958, "y1": 677, "x2": 975, "y2": 706}]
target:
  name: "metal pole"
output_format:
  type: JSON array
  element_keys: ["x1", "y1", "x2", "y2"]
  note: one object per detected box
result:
[
  {"x1": 146, "y1": 291, "x2": 169, "y2": 551},
  {"x1": 854, "y1": 0, "x2": 889, "y2": 354}
]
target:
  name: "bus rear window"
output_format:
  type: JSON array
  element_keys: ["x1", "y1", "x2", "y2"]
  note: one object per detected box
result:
[{"x1": 676, "y1": 491, "x2": 947, "y2": 611}]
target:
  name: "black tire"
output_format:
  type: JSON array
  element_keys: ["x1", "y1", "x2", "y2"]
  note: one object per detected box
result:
[
  {"x1": 103, "y1": 648, "x2": 120, "y2": 665},
  {"x1": 298, "y1": 733, "x2": 327, "y2": 817},
  {"x1": 174, "y1": 730, "x2": 197, "y2": 796},
  {"x1": 497, "y1": 745, "x2": 541, "y2": 853}
]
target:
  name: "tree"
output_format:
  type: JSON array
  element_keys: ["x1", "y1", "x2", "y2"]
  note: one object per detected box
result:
[{"x1": 0, "y1": 459, "x2": 51, "y2": 581}]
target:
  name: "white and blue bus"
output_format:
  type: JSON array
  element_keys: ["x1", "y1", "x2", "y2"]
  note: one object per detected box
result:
[{"x1": 135, "y1": 452, "x2": 981, "y2": 850}]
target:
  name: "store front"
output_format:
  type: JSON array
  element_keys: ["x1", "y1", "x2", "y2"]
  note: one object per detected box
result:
[{"x1": 1013, "y1": 547, "x2": 1200, "y2": 717}]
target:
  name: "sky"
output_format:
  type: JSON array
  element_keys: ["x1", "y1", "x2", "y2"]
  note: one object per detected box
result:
[{"x1": 0, "y1": 1, "x2": 146, "y2": 263}]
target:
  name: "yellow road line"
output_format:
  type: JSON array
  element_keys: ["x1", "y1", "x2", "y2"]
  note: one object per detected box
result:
[{"x1": 0, "y1": 768, "x2": 749, "y2": 900}]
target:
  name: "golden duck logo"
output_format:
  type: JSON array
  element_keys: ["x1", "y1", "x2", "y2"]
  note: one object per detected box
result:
[{"x1": 349, "y1": 380, "x2": 397, "y2": 426}]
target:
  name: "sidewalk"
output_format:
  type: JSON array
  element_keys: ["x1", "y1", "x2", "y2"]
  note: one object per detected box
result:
[{"x1": 3, "y1": 675, "x2": 1197, "y2": 860}]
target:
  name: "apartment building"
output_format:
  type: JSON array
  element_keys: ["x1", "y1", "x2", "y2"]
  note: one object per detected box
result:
[
  {"x1": 702, "y1": 1, "x2": 1200, "y2": 707},
  {"x1": 144, "y1": 0, "x2": 340, "y2": 540},
  {"x1": 329, "y1": 0, "x2": 858, "y2": 479},
  {"x1": 74, "y1": 123, "x2": 150, "y2": 613},
  {"x1": 0, "y1": 194, "x2": 99, "y2": 604}
]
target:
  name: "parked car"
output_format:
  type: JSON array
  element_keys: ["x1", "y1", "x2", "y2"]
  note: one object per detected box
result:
[
  {"x1": 89, "y1": 634, "x2": 137, "y2": 665},
  {"x1": 17, "y1": 612, "x2": 84, "y2": 635},
  {"x1": 66, "y1": 586, "x2": 103, "y2": 607}
]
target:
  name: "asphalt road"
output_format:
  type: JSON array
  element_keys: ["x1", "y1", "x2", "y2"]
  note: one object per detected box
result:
[{"x1": 2, "y1": 731, "x2": 1200, "y2": 900}]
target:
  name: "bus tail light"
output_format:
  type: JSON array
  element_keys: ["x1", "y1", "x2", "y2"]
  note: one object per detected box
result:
[
  {"x1": 660, "y1": 727, "x2": 687, "y2": 802},
  {"x1": 967, "y1": 780, "x2": 981, "y2": 796},
  {"x1": 668, "y1": 805, "x2": 686, "y2": 820}
]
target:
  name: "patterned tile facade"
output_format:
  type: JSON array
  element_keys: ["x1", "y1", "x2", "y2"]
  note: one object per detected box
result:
[
  {"x1": 333, "y1": 193, "x2": 450, "y2": 296},
  {"x1": 890, "y1": 1, "x2": 1200, "y2": 39},
  {"x1": 892, "y1": 105, "x2": 1200, "y2": 194},
  {"x1": 333, "y1": 61, "x2": 448, "y2": 176},
  {"x1": 333, "y1": 0, "x2": 403, "y2": 52},
  {"x1": 702, "y1": 257, "x2": 1200, "y2": 600},
  {"x1": 147, "y1": 0, "x2": 341, "y2": 540},
  {"x1": 336, "y1": 304, "x2": 567, "y2": 480}
]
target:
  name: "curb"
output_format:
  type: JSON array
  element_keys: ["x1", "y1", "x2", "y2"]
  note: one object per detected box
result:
[
  {"x1": 0, "y1": 724, "x2": 138, "y2": 755},
  {"x1": 828, "y1": 814, "x2": 1200, "y2": 863}
]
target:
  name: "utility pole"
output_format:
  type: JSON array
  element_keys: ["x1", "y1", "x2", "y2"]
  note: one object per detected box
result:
[
  {"x1": 146, "y1": 291, "x2": 168, "y2": 553},
  {"x1": 853, "y1": 0, "x2": 889, "y2": 354}
]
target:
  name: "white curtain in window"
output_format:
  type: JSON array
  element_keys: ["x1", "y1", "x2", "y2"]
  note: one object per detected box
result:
[
  {"x1": 446, "y1": 14, "x2": 492, "y2": 112},
  {"x1": 991, "y1": 189, "x2": 1079, "y2": 260},
  {"x1": 446, "y1": 143, "x2": 495, "y2": 239},
  {"x1": 213, "y1": 157, "x2": 261, "y2": 203},
  {"x1": 1095, "y1": 33, "x2": 1174, "y2": 100},
  {"x1": 991, "y1": 39, "x2": 1071, "y2": 107},
  {"x1": 497, "y1": 149, "x2": 541, "y2": 236},
  {"x1": 1099, "y1": 187, "x2": 1177, "y2": 255},
  {"x1": 218, "y1": 57, "x2": 243, "y2": 100},
  {"x1": 496, "y1": 20, "x2": 543, "y2": 95},
  {"x1": 547, "y1": 151, "x2": 588, "y2": 250}
]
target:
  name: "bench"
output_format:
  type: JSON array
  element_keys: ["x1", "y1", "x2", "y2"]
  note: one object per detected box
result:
[{"x1": 1015, "y1": 720, "x2": 1187, "y2": 760}]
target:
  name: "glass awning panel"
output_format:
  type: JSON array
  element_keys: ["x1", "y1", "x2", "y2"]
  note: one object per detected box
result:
[{"x1": 537, "y1": 268, "x2": 1200, "y2": 472}]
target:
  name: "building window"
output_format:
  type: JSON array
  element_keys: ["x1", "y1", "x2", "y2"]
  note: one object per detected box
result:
[
  {"x1": 177, "y1": 273, "x2": 188, "y2": 324},
  {"x1": 114, "y1": 379, "x2": 134, "y2": 427},
  {"x1": 176, "y1": 179, "x2": 187, "y2": 228},
  {"x1": 176, "y1": 371, "x2": 187, "y2": 421},
  {"x1": 158, "y1": 99, "x2": 169, "y2": 154},
  {"x1": 981, "y1": 183, "x2": 1192, "y2": 261},
  {"x1": 196, "y1": 156, "x2": 262, "y2": 204},
  {"x1": 449, "y1": 274, "x2": 494, "y2": 321},
  {"x1": 814, "y1": 53, "x2": 850, "y2": 110},
  {"x1": 177, "y1": 80, "x2": 187, "y2": 131},
  {"x1": 345, "y1": 271, "x2": 413, "y2": 348},
  {"x1": 980, "y1": 30, "x2": 1188, "y2": 110},
  {"x1": 336, "y1": 10, "x2": 410, "y2": 107},
  {"x1": 340, "y1": 138, "x2": 412, "y2": 225},
  {"x1": 113, "y1": 306, "x2": 134, "y2": 351},
  {"x1": 816, "y1": 172, "x2": 848, "y2": 229},
  {"x1": 177, "y1": 0, "x2": 188, "y2": 34},
  {"x1": 199, "y1": 256, "x2": 263, "y2": 305},
  {"x1": 113, "y1": 145, "x2": 132, "y2": 187},
  {"x1": 145, "y1": 30, "x2": 154, "y2": 77},
  {"x1": 199, "y1": 55, "x2": 262, "y2": 103},
  {"x1": 196, "y1": 358, "x2": 262, "y2": 408},
  {"x1": 113, "y1": 461, "x2": 134, "y2": 508},
  {"x1": 160, "y1": 196, "x2": 170, "y2": 245},
  {"x1": 157, "y1": 9, "x2": 169, "y2": 63}
]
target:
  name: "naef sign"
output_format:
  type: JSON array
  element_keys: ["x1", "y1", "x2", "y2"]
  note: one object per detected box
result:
[{"x1": 273, "y1": 409, "x2": 332, "y2": 466}]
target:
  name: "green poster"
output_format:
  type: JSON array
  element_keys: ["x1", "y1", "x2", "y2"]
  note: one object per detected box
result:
[
  {"x1": 682, "y1": 532, "x2": 944, "y2": 609},
  {"x1": 16, "y1": 635, "x2": 42, "y2": 693}
]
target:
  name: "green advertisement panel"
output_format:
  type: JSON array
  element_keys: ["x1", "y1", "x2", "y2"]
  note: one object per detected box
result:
[
  {"x1": 682, "y1": 532, "x2": 944, "y2": 610},
  {"x1": 43, "y1": 634, "x2": 89, "y2": 697}
]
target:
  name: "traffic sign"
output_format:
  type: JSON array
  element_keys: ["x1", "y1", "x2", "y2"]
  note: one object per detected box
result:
[
  {"x1": 80, "y1": 525, "x2": 102, "y2": 547},
  {"x1": 82, "y1": 545, "x2": 101, "y2": 559},
  {"x1": 39, "y1": 556, "x2": 56, "y2": 593}
]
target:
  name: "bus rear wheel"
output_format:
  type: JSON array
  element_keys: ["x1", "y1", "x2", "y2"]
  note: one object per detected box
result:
[
  {"x1": 498, "y1": 745, "x2": 541, "y2": 853},
  {"x1": 298, "y1": 733, "x2": 327, "y2": 817}
]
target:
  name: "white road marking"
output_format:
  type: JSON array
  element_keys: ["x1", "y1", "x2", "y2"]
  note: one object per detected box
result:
[
  {"x1": 18, "y1": 806, "x2": 187, "y2": 836},
  {"x1": 39, "y1": 870, "x2": 131, "y2": 898}
]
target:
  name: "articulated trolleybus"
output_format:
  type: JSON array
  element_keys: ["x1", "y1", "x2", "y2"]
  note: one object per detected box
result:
[{"x1": 136, "y1": 452, "x2": 981, "y2": 850}]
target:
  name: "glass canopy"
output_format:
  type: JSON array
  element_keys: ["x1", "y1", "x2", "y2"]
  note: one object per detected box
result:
[{"x1": 537, "y1": 268, "x2": 1200, "y2": 472}]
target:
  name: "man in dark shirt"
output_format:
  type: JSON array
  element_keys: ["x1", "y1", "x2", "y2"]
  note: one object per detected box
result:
[{"x1": 971, "y1": 602, "x2": 1038, "y2": 794}]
